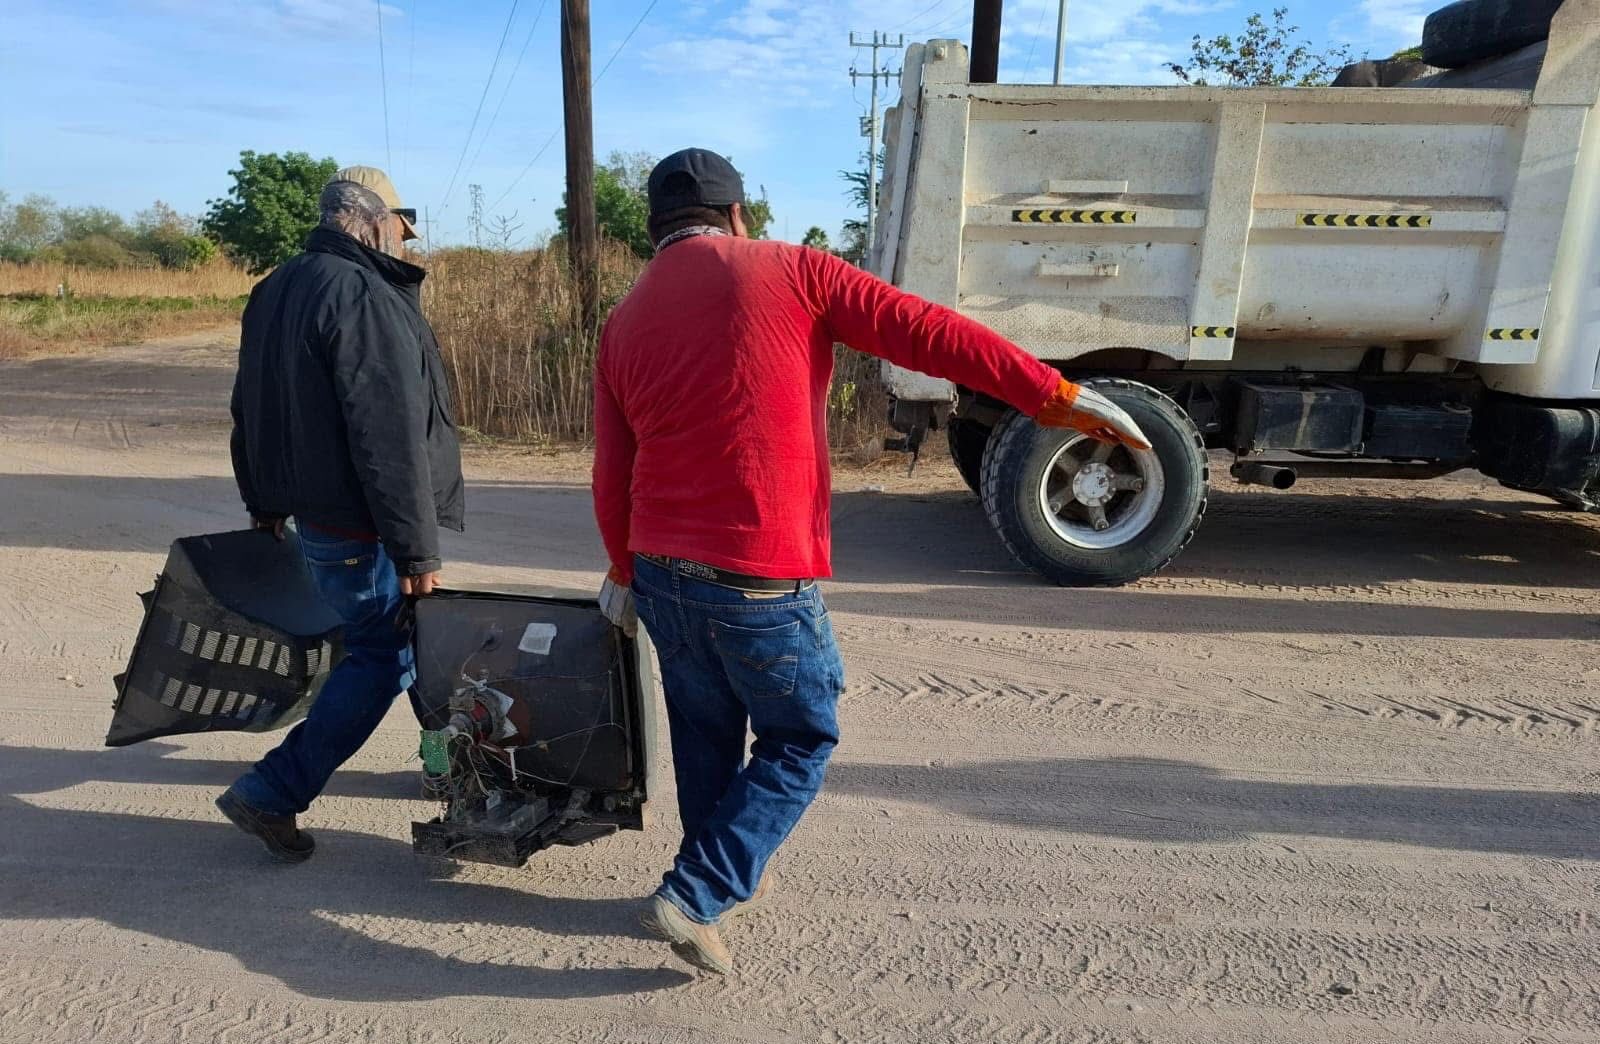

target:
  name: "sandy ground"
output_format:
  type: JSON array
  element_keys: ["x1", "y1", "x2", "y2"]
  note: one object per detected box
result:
[{"x1": 1, "y1": 328, "x2": 1598, "y2": 1044}]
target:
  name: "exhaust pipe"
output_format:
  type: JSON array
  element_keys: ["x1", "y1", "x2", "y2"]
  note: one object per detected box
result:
[{"x1": 1231, "y1": 462, "x2": 1297, "y2": 490}]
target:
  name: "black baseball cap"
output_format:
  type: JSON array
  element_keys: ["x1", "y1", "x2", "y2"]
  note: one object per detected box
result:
[{"x1": 647, "y1": 148, "x2": 746, "y2": 214}]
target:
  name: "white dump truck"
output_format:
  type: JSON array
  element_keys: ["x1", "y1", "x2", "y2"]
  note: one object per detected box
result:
[{"x1": 873, "y1": 0, "x2": 1600, "y2": 585}]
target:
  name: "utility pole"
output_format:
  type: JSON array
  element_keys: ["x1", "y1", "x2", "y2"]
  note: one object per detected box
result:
[
  {"x1": 1052, "y1": 0, "x2": 1069, "y2": 85},
  {"x1": 970, "y1": 0, "x2": 1003, "y2": 84},
  {"x1": 849, "y1": 30, "x2": 905, "y2": 267},
  {"x1": 561, "y1": 0, "x2": 598, "y2": 331}
]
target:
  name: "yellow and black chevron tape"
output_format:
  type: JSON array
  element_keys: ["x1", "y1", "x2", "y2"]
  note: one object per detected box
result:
[
  {"x1": 1486, "y1": 327, "x2": 1540, "y2": 341},
  {"x1": 1191, "y1": 326, "x2": 1236, "y2": 338},
  {"x1": 1012, "y1": 208, "x2": 1137, "y2": 225},
  {"x1": 1298, "y1": 213, "x2": 1431, "y2": 228}
]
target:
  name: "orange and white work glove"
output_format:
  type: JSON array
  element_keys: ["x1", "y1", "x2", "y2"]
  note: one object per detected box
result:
[
  {"x1": 598, "y1": 565, "x2": 637, "y2": 638},
  {"x1": 1035, "y1": 379, "x2": 1152, "y2": 451}
]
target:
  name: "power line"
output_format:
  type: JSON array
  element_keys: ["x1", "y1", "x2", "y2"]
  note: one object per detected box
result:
[
  {"x1": 375, "y1": 0, "x2": 392, "y2": 171},
  {"x1": 904, "y1": 0, "x2": 962, "y2": 38},
  {"x1": 1023, "y1": 0, "x2": 1050, "y2": 82},
  {"x1": 900, "y1": 0, "x2": 958, "y2": 37},
  {"x1": 594, "y1": 0, "x2": 659, "y2": 80},
  {"x1": 490, "y1": 0, "x2": 659, "y2": 212},
  {"x1": 898, "y1": 0, "x2": 949, "y2": 31},
  {"x1": 438, "y1": 0, "x2": 522, "y2": 216},
  {"x1": 402, "y1": 0, "x2": 417, "y2": 180},
  {"x1": 465, "y1": 0, "x2": 551, "y2": 181},
  {"x1": 924, "y1": 9, "x2": 972, "y2": 39}
]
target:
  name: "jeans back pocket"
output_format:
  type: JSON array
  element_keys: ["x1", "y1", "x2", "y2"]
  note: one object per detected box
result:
[{"x1": 709, "y1": 618, "x2": 803, "y2": 699}]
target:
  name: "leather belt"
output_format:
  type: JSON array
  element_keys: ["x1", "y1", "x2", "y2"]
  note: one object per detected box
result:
[{"x1": 638, "y1": 554, "x2": 812, "y2": 594}]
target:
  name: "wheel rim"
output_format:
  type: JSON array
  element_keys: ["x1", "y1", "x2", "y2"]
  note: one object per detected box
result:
[{"x1": 1037, "y1": 434, "x2": 1165, "y2": 550}]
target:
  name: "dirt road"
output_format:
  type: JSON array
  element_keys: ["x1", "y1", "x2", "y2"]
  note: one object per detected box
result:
[{"x1": 2, "y1": 331, "x2": 1597, "y2": 1044}]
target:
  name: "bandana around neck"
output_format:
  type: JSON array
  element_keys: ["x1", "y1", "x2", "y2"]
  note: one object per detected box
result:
[{"x1": 655, "y1": 225, "x2": 730, "y2": 253}]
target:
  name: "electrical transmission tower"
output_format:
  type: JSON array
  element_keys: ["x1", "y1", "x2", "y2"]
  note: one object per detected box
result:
[{"x1": 849, "y1": 30, "x2": 905, "y2": 267}]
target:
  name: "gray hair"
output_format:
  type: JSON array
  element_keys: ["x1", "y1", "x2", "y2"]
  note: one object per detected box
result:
[{"x1": 319, "y1": 180, "x2": 389, "y2": 232}]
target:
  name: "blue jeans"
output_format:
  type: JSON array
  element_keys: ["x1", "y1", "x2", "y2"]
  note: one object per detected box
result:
[
  {"x1": 231, "y1": 530, "x2": 416, "y2": 816},
  {"x1": 631, "y1": 556, "x2": 844, "y2": 924}
]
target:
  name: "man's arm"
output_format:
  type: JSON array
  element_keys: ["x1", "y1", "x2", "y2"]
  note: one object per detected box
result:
[
  {"x1": 230, "y1": 292, "x2": 282, "y2": 528},
  {"x1": 798, "y1": 247, "x2": 1061, "y2": 417},
  {"x1": 591, "y1": 348, "x2": 638, "y2": 584},
  {"x1": 797, "y1": 248, "x2": 1148, "y2": 448},
  {"x1": 326, "y1": 285, "x2": 441, "y2": 576}
]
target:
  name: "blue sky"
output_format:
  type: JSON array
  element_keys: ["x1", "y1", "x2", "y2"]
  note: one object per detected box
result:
[{"x1": 0, "y1": 0, "x2": 1431, "y2": 247}]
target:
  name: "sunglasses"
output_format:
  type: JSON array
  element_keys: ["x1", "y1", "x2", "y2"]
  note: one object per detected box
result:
[{"x1": 391, "y1": 208, "x2": 417, "y2": 224}]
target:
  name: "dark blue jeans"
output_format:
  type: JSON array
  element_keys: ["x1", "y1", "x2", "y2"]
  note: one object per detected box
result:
[
  {"x1": 632, "y1": 556, "x2": 844, "y2": 924},
  {"x1": 231, "y1": 529, "x2": 416, "y2": 816}
]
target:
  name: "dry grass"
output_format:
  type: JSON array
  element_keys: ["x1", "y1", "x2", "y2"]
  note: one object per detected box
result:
[
  {"x1": 423, "y1": 242, "x2": 644, "y2": 443},
  {"x1": 0, "y1": 260, "x2": 258, "y2": 299},
  {"x1": 0, "y1": 245, "x2": 888, "y2": 456},
  {"x1": 423, "y1": 241, "x2": 887, "y2": 454},
  {"x1": 0, "y1": 261, "x2": 257, "y2": 358},
  {"x1": 0, "y1": 294, "x2": 247, "y2": 358}
]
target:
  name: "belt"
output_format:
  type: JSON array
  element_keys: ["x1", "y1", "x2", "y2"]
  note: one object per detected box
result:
[{"x1": 638, "y1": 554, "x2": 813, "y2": 594}]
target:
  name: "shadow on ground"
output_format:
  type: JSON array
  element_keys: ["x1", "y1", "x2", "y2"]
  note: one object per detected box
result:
[
  {"x1": 829, "y1": 755, "x2": 1600, "y2": 861},
  {"x1": 0, "y1": 746, "x2": 689, "y2": 1001},
  {"x1": 2, "y1": 741, "x2": 417, "y2": 801},
  {"x1": 6, "y1": 472, "x2": 1600, "y2": 639}
]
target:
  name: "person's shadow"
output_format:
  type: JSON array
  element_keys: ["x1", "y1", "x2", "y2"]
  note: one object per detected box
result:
[{"x1": 0, "y1": 743, "x2": 691, "y2": 1000}]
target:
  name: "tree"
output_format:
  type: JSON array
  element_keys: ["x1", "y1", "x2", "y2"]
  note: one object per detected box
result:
[
  {"x1": 58, "y1": 206, "x2": 128, "y2": 244},
  {"x1": 557, "y1": 152, "x2": 653, "y2": 258},
  {"x1": 0, "y1": 193, "x2": 61, "y2": 259},
  {"x1": 1167, "y1": 8, "x2": 1352, "y2": 87},
  {"x1": 202, "y1": 150, "x2": 338, "y2": 273},
  {"x1": 135, "y1": 201, "x2": 216, "y2": 269},
  {"x1": 836, "y1": 154, "x2": 882, "y2": 265},
  {"x1": 558, "y1": 150, "x2": 774, "y2": 258},
  {"x1": 802, "y1": 226, "x2": 831, "y2": 250},
  {"x1": 742, "y1": 189, "x2": 774, "y2": 241},
  {"x1": 62, "y1": 234, "x2": 136, "y2": 268}
]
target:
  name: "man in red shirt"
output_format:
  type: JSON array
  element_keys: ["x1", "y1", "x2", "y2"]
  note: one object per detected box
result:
[{"x1": 593, "y1": 149, "x2": 1147, "y2": 975}]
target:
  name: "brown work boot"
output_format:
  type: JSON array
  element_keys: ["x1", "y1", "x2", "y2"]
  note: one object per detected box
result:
[
  {"x1": 216, "y1": 788, "x2": 315, "y2": 863},
  {"x1": 725, "y1": 872, "x2": 774, "y2": 919},
  {"x1": 641, "y1": 895, "x2": 733, "y2": 975}
]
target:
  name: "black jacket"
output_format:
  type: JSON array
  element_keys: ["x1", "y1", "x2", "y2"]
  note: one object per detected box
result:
[{"x1": 230, "y1": 227, "x2": 464, "y2": 575}]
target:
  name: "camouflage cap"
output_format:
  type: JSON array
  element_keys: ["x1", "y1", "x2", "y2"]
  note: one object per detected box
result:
[{"x1": 331, "y1": 165, "x2": 419, "y2": 240}]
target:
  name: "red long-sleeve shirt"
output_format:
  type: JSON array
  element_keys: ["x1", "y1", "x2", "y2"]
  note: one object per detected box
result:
[{"x1": 592, "y1": 236, "x2": 1059, "y2": 583}]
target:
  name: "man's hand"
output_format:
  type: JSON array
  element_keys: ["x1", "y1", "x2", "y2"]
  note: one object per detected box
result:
[
  {"x1": 400, "y1": 571, "x2": 442, "y2": 597},
  {"x1": 598, "y1": 566, "x2": 637, "y2": 637},
  {"x1": 252, "y1": 516, "x2": 287, "y2": 541},
  {"x1": 1036, "y1": 379, "x2": 1152, "y2": 451}
]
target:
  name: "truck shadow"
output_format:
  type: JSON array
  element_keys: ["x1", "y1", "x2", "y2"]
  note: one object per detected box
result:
[
  {"x1": 0, "y1": 747, "x2": 690, "y2": 1001},
  {"x1": 827, "y1": 755, "x2": 1600, "y2": 862},
  {"x1": 827, "y1": 483, "x2": 1600, "y2": 591},
  {"x1": 3, "y1": 473, "x2": 1597, "y2": 641}
]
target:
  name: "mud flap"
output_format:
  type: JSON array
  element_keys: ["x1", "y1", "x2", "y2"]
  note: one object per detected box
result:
[{"x1": 105, "y1": 530, "x2": 343, "y2": 747}]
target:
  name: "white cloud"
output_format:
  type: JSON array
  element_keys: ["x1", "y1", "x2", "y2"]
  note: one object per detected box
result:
[
  {"x1": 646, "y1": 0, "x2": 1225, "y2": 106},
  {"x1": 1360, "y1": 0, "x2": 1429, "y2": 43},
  {"x1": 1067, "y1": 40, "x2": 1187, "y2": 86}
]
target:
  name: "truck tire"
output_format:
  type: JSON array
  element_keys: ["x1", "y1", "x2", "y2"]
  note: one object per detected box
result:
[
  {"x1": 980, "y1": 379, "x2": 1207, "y2": 586},
  {"x1": 947, "y1": 417, "x2": 991, "y2": 496},
  {"x1": 1422, "y1": 0, "x2": 1562, "y2": 69}
]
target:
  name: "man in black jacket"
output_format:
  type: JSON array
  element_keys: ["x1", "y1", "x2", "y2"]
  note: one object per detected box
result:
[{"x1": 217, "y1": 168, "x2": 463, "y2": 862}]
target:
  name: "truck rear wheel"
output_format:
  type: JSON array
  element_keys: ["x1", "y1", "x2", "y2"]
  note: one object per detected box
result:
[
  {"x1": 947, "y1": 417, "x2": 991, "y2": 496},
  {"x1": 980, "y1": 379, "x2": 1207, "y2": 586}
]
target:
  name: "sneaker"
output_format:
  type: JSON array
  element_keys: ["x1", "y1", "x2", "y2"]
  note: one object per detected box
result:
[
  {"x1": 725, "y1": 873, "x2": 774, "y2": 920},
  {"x1": 641, "y1": 894, "x2": 733, "y2": 976},
  {"x1": 216, "y1": 788, "x2": 315, "y2": 863}
]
